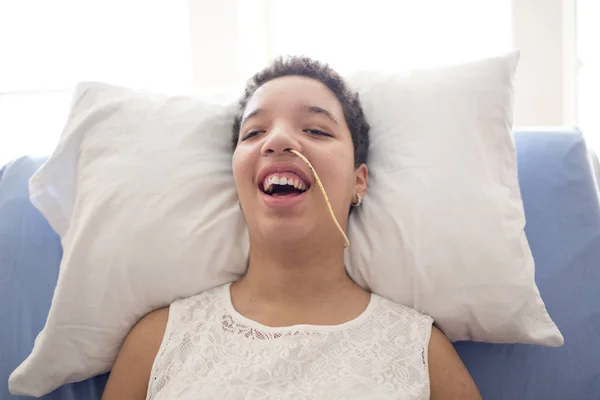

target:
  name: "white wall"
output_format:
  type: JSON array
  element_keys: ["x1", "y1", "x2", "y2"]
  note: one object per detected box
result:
[
  {"x1": 187, "y1": 0, "x2": 578, "y2": 127},
  {"x1": 187, "y1": 0, "x2": 242, "y2": 94},
  {"x1": 511, "y1": 0, "x2": 577, "y2": 127}
]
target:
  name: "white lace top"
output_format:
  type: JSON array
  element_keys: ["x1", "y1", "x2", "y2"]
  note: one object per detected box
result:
[{"x1": 146, "y1": 283, "x2": 433, "y2": 400}]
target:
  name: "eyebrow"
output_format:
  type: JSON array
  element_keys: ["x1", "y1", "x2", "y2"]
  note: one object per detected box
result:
[
  {"x1": 240, "y1": 104, "x2": 339, "y2": 126},
  {"x1": 240, "y1": 108, "x2": 265, "y2": 127},
  {"x1": 302, "y1": 105, "x2": 339, "y2": 125}
]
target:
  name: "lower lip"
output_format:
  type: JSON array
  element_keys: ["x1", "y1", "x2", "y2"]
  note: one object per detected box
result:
[{"x1": 260, "y1": 190, "x2": 308, "y2": 208}]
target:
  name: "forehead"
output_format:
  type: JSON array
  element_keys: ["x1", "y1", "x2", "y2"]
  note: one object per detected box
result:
[{"x1": 245, "y1": 76, "x2": 344, "y2": 116}]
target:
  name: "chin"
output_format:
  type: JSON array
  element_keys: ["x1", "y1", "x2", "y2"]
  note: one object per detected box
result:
[{"x1": 257, "y1": 219, "x2": 313, "y2": 245}]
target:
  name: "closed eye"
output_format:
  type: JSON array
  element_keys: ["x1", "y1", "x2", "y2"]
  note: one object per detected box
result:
[
  {"x1": 304, "y1": 129, "x2": 332, "y2": 137},
  {"x1": 243, "y1": 130, "x2": 264, "y2": 141}
]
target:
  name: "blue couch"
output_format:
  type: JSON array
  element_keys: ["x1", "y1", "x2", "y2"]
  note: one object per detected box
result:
[{"x1": 1, "y1": 129, "x2": 599, "y2": 399}]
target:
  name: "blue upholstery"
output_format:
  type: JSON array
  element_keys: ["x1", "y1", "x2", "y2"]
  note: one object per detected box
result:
[
  {"x1": 455, "y1": 129, "x2": 600, "y2": 399},
  {"x1": 0, "y1": 157, "x2": 108, "y2": 400},
  {"x1": 1, "y1": 129, "x2": 599, "y2": 399}
]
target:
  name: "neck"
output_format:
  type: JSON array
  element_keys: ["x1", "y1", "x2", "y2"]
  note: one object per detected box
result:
[{"x1": 236, "y1": 237, "x2": 358, "y2": 308}]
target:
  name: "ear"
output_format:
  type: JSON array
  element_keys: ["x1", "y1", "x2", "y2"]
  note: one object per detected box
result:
[{"x1": 353, "y1": 163, "x2": 368, "y2": 201}]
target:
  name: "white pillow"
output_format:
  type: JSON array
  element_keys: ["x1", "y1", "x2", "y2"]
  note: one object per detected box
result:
[
  {"x1": 344, "y1": 52, "x2": 562, "y2": 343},
  {"x1": 9, "y1": 52, "x2": 563, "y2": 397}
]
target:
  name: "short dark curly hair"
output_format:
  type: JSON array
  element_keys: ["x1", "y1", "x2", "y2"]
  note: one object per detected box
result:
[{"x1": 232, "y1": 56, "x2": 370, "y2": 167}]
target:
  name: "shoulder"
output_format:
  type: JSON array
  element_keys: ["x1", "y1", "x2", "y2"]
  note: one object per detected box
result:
[
  {"x1": 170, "y1": 283, "x2": 228, "y2": 319},
  {"x1": 373, "y1": 294, "x2": 434, "y2": 327},
  {"x1": 369, "y1": 295, "x2": 434, "y2": 356},
  {"x1": 428, "y1": 326, "x2": 482, "y2": 400},
  {"x1": 102, "y1": 308, "x2": 170, "y2": 399},
  {"x1": 370, "y1": 298, "x2": 482, "y2": 399},
  {"x1": 103, "y1": 284, "x2": 228, "y2": 399},
  {"x1": 137, "y1": 307, "x2": 170, "y2": 333},
  {"x1": 119, "y1": 307, "x2": 170, "y2": 365}
]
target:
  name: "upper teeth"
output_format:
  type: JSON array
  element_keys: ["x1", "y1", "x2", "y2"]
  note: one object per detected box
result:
[{"x1": 263, "y1": 175, "x2": 307, "y2": 193}]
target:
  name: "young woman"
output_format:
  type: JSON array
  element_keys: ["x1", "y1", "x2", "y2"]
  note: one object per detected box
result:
[{"x1": 102, "y1": 56, "x2": 481, "y2": 400}]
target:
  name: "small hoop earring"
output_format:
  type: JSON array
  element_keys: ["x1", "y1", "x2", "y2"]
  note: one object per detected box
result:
[{"x1": 352, "y1": 193, "x2": 362, "y2": 207}]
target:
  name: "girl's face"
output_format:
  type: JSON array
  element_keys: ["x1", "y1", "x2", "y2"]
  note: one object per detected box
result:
[{"x1": 232, "y1": 76, "x2": 367, "y2": 248}]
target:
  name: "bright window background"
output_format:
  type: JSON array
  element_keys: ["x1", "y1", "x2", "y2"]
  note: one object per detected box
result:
[
  {"x1": 1, "y1": 0, "x2": 513, "y2": 166},
  {"x1": 0, "y1": 0, "x2": 193, "y2": 166},
  {"x1": 263, "y1": 0, "x2": 512, "y2": 74},
  {"x1": 234, "y1": 0, "x2": 513, "y2": 98},
  {"x1": 577, "y1": 0, "x2": 600, "y2": 150}
]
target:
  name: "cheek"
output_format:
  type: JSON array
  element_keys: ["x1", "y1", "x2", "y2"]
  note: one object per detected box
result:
[
  {"x1": 313, "y1": 146, "x2": 355, "y2": 197},
  {"x1": 232, "y1": 149, "x2": 252, "y2": 192}
]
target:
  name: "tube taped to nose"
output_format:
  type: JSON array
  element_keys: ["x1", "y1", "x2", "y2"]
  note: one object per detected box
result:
[{"x1": 285, "y1": 149, "x2": 351, "y2": 248}]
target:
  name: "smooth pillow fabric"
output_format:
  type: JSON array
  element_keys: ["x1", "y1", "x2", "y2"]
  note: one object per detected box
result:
[
  {"x1": 344, "y1": 53, "x2": 562, "y2": 343},
  {"x1": 10, "y1": 86, "x2": 249, "y2": 396},
  {"x1": 9, "y1": 52, "x2": 562, "y2": 397}
]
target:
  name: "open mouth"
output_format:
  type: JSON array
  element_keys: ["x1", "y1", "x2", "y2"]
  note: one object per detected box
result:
[{"x1": 260, "y1": 175, "x2": 310, "y2": 198}]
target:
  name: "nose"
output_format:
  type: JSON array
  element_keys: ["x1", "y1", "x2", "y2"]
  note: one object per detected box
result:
[{"x1": 260, "y1": 124, "x2": 301, "y2": 156}]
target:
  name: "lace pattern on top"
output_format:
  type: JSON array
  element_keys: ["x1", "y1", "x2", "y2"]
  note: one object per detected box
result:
[{"x1": 146, "y1": 283, "x2": 433, "y2": 400}]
